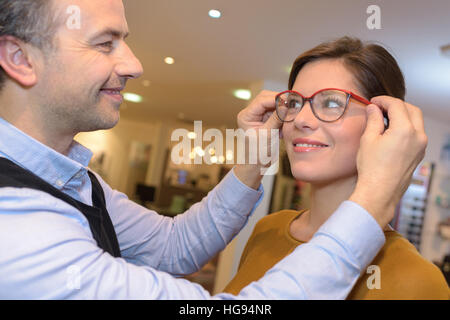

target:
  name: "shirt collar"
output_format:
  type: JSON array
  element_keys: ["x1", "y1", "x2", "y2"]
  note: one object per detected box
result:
[{"x1": 0, "y1": 117, "x2": 93, "y2": 189}]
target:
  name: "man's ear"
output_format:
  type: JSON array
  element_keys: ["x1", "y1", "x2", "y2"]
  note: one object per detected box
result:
[{"x1": 0, "y1": 36, "x2": 38, "y2": 87}]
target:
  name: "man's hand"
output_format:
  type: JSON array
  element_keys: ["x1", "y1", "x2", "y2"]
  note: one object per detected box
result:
[
  {"x1": 350, "y1": 96, "x2": 428, "y2": 228},
  {"x1": 237, "y1": 90, "x2": 282, "y2": 131},
  {"x1": 233, "y1": 91, "x2": 283, "y2": 190}
]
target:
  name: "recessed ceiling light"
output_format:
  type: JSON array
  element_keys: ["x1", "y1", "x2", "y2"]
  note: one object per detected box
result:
[
  {"x1": 233, "y1": 89, "x2": 252, "y2": 101},
  {"x1": 123, "y1": 92, "x2": 143, "y2": 103},
  {"x1": 164, "y1": 57, "x2": 175, "y2": 65},
  {"x1": 208, "y1": 9, "x2": 221, "y2": 19}
]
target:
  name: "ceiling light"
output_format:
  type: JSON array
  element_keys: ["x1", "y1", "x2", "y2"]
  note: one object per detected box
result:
[
  {"x1": 164, "y1": 57, "x2": 175, "y2": 65},
  {"x1": 123, "y1": 92, "x2": 143, "y2": 103},
  {"x1": 233, "y1": 89, "x2": 252, "y2": 101},
  {"x1": 208, "y1": 9, "x2": 221, "y2": 19}
]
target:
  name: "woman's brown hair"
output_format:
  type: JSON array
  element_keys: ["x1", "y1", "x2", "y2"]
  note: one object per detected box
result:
[{"x1": 288, "y1": 36, "x2": 405, "y2": 100}]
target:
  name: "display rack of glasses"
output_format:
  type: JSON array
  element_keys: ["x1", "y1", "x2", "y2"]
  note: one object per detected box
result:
[
  {"x1": 392, "y1": 162, "x2": 435, "y2": 250},
  {"x1": 435, "y1": 185, "x2": 450, "y2": 241}
]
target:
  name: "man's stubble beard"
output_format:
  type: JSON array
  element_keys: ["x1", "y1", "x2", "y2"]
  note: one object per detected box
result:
[
  {"x1": 42, "y1": 84, "x2": 121, "y2": 135},
  {"x1": 38, "y1": 53, "x2": 121, "y2": 135}
]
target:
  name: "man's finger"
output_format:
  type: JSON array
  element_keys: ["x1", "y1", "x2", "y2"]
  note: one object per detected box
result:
[
  {"x1": 247, "y1": 92, "x2": 279, "y2": 118},
  {"x1": 362, "y1": 104, "x2": 385, "y2": 140},
  {"x1": 370, "y1": 96, "x2": 412, "y2": 130},
  {"x1": 404, "y1": 102, "x2": 426, "y2": 134},
  {"x1": 262, "y1": 110, "x2": 283, "y2": 130}
]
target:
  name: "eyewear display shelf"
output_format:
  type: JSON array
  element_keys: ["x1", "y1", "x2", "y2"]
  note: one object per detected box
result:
[{"x1": 392, "y1": 162, "x2": 435, "y2": 250}]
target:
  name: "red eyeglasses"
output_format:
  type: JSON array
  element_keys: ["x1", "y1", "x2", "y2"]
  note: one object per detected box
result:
[{"x1": 275, "y1": 88, "x2": 371, "y2": 123}]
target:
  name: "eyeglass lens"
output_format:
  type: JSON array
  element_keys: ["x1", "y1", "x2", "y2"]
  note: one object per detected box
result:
[{"x1": 276, "y1": 90, "x2": 349, "y2": 122}]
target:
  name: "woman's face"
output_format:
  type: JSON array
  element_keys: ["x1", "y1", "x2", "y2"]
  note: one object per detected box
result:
[{"x1": 282, "y1": 58, "x2": 368, "y2": 184}]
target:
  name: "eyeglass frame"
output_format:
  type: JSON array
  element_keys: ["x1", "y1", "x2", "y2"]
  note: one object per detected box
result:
[{"x1": 275, "y1": 88, "x2": 371, "y2": 123}]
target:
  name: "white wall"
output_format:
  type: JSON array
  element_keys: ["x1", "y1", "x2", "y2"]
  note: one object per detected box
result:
[{"x1": 75, "y1": 119, "x2": 160, "y2": 193}]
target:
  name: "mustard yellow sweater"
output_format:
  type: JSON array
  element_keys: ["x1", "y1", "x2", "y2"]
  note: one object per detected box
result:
[{"x1": 225, "y1": 210, "x2": 449, "y2": 299}]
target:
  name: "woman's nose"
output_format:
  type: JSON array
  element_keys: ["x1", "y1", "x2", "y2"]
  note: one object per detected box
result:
[{"x1": 293, "y1": 100, "x2": 320, "y2": 130}]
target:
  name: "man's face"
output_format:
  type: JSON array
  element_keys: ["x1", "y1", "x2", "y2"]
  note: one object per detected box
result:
[{"x1": 33, "y1": 0, "x2": 143, "y2": 134}]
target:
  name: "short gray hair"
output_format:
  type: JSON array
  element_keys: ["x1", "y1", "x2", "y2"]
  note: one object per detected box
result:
[{"x1": 0, "y1": 0, "x2": 58, "y2": 90}]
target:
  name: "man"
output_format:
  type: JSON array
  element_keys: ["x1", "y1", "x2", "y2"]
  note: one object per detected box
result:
[{"x1": 0, "y1": 0, "x2": 427, "y2": 299}]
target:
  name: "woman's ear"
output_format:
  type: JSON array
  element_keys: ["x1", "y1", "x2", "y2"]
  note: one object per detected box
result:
[{"x1": 0, "y1": 36, "x2": 38, "y2": 87}]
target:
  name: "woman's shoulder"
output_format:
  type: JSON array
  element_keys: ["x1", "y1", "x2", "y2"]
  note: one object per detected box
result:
[
  {"x1": 383, "y1": 232, "x2": 440, "y2": 273},
  {"x1": 379, "y1": 231, "x2": 449, "y2": 299},
  {"x1": 384, "y1": 232, "x2": 433, "y2": 264}
]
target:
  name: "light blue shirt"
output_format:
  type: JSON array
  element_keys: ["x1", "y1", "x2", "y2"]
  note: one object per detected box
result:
[{"x1": 0, "y1": 117, "x2": 385, "y2": 299}]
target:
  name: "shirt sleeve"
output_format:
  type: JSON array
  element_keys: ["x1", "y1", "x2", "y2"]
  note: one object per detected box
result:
[
  {"x1": 0, "y1": 187, "x2": 385, "y2": 299},
  {"x1": 97, "y1": 168, "x2": 263, "y2": 275}
]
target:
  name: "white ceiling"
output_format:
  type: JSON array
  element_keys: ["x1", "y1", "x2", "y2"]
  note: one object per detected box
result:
[{"x1": 121, "y1": 0, "x2": 450, "y2": 127}]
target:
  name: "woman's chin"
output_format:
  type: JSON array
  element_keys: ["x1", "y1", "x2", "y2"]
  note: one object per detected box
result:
[
  {"x1": 291, "y1": 162, "x2": 323, "y2": 181},
  {"x1": 291, "y1": 164, "x2": 340, "y2": 184},
  {"x1": 291, "y1": 167, "x2": 319, "y2": 182},
  {"x1": 291, "y1": 166, "x2": 358, "y2": 186},
  {"x1": 292, "y1": 172, "x2": 341, "y2": 187}
]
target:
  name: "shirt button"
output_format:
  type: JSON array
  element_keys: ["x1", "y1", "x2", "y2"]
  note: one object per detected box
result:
[{"x1": 56, "y1": 180, "x2": 64, "y2": 187}]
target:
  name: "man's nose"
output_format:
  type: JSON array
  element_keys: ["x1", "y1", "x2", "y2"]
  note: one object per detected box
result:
[{"x1": 115, "y1": 42, "x2": 144, "y2": 80}]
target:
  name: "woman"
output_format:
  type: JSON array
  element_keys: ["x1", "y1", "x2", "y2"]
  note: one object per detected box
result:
[{"x1": 225, "y1": 36, "x2": 449, "y2": 299}]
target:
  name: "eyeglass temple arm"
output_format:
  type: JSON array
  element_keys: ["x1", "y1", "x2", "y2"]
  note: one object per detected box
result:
[{"x1": 350, "y1": 92, "x2": 371, "y2": 105}]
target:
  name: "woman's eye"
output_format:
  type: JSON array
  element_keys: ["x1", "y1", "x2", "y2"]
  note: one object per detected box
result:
[
  {"x1": 325, "y1": 99, "x2": 343, "y2": 108},
  {"x1": 288, "y1": 99, "x2": 302, "y2": 108}
]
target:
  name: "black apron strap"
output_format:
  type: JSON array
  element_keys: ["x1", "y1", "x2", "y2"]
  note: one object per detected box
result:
[
  {"x1": 88, "y1": 171, "x2": 121, "y2": 257},
  {"x1": 0, "y1": 157, "x2": 121, "y2": 257}
]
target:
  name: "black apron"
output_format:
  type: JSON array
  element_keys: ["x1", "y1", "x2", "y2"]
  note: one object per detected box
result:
[{"x1": 0, "y1": 157, "x2": 121, "y2": 257}]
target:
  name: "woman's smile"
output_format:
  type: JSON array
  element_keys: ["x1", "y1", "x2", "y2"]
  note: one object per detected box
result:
[{"x1": 292, "y1": 137, "x2": 329, "y2": 153}]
